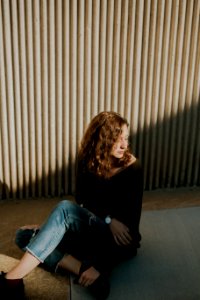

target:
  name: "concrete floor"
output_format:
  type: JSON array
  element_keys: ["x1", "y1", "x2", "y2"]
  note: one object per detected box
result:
[{"x1": 142, "y1": 186, "x2": 200, "y2": 210}]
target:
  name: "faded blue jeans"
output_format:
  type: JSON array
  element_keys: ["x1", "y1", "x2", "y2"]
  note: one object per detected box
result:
[{"x1": 15, "y1": 200, "x2": 112, "y2": 272}]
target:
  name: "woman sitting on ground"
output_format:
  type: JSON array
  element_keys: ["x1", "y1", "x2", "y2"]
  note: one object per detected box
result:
[{"x1": 0, "y1": 111, "x2": 143, "y2": 300}]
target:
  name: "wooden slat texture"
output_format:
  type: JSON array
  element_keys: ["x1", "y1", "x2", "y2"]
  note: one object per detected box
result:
[{"x1": 0, "y1": 0, "x2": 199, "y2": 199}]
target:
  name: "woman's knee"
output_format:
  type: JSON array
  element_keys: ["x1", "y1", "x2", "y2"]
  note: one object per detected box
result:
[{"x1": 57, "y1": 199, "x2": 78, "y2": 214}]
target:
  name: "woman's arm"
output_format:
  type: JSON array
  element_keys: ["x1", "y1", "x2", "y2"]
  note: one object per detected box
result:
[
  {"x1": 110, "y1": 160, "x2": 143, "y2": 246},
  {"x1": 109, "y1": 218, "x2": 133, "y2": 246}
]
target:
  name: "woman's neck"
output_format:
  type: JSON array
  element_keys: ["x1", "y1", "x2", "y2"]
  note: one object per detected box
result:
[{"x1": 107, "y1": 155, "x2": 136, "y2": 177}]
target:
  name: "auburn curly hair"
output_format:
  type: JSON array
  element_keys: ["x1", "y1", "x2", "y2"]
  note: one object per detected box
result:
[{"x1": 77, "y1": 111, "x2": 133, "y2": 177}]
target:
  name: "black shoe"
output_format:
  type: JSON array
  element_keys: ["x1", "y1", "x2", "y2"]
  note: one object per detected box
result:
[
  {"x1": 0, "y1": 271, "x2": 25, "y2": 300},
  {"x1": 75, "y1": 261, "x2": 110, "y2": 300}
]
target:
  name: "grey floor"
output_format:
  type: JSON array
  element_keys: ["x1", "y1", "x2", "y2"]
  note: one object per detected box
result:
[{"x1": 70, "y1": 205, "x2": 200, "y2": 300}]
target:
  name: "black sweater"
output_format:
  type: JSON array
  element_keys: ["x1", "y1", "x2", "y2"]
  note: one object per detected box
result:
[{"x1": 75, "y1": 159, "x2": 143, "y2": 247}]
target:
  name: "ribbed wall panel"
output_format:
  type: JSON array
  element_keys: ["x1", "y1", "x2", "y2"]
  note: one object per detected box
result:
[{"x1": 0, "y1": 0, "x2": 199, "y2": 199}]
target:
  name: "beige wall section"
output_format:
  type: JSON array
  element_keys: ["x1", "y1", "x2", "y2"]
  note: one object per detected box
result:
[{"x1": 0, "y1": 0, "x2": 199, "y2": 199}]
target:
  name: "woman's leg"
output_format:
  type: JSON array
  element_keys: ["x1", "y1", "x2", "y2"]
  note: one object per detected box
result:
[
  {"x1": 2, "y1": 200, "x2": 110, "y2": 299},
  {"x1": 15, "y1": 226, "x2": 66, "y2": 273},
  {"x1": 15, "y1": 228, "x2": 88, "y2": 277},
  {"x1": 5, "y1": 200, "x2": 105, "y2": 279},
  {"x1": 15, "y1": 224, "x2": 98, "y2": 277},
  {"x1": 57, "y1": 254, "x2": 81, "y2": 275},
  {"x1": 6, "y1": 252, "x2": 40, "y2": 279}
]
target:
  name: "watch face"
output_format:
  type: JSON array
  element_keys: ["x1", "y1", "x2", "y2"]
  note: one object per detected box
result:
[{"x1": 105, "y1": 216, "x2": 111, "y2": 224}]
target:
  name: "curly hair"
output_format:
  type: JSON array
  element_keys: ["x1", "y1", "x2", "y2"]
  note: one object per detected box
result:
[{"x1": 77, "y1": 111, "x2": 133, "y2": 177}]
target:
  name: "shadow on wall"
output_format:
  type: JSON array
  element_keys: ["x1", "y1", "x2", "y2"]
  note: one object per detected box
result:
[
  {"x1": 0, "y1": 102, "x2": 200, "y2": 200},
  {"x1": 0, "y1": 181, "x2": 9, "y2": 200},
  {"x1": 129, "y1": 101, "x2": 200, "y2": 190}
]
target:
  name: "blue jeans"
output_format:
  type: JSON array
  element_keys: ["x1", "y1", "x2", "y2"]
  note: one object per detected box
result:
[{"x1": 16, "y1": 200, "x2": 112, "y2": 272}]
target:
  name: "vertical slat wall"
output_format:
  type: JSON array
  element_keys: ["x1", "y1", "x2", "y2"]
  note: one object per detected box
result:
[{"x1": 0, "y1": 0, "x2": 199, "y2": 199}]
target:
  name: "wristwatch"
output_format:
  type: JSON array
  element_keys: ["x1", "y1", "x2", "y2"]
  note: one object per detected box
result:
[{"x1": 105, "y1": 215, "x2": 112, "y2": 225}]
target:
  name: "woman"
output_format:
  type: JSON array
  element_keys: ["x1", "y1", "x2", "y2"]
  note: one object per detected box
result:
[{"x1": 0, "y1": 111, "x2": 143, "y2": 299}]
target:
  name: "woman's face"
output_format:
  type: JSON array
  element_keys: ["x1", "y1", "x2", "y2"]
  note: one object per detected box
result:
[{"x1": 110, "y1": 124, "x2": 129, "y2": 159}]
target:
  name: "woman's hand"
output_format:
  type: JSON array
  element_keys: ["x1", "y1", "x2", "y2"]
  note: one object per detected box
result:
[
  {"x1": 78, "y1": 266, "x2": 100, "y2": 287},
  {"x1": 109, "y1": 218, "x2": 132, "y2": 246}
]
